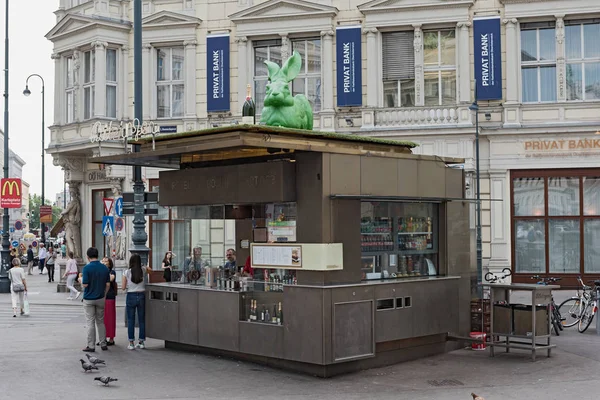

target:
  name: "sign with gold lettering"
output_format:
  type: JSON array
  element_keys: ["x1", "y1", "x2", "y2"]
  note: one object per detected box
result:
[
  {"x1": 0, "y1": 178, "x2": 22, "y2": 208},
  {"x1": 523, "y1": 138, "x2": 600, "y2": 158}
]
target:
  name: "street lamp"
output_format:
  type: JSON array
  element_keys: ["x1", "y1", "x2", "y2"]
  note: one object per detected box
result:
[
  {"x1": 23, "y1": 74, "x2": 46, "y2": 246},
  {"x1": 0, "y1": 0, "x2": 11, "y2": 293},
  {"x1": 469, "y1": 82, "x2": 483, "y2": 297}
]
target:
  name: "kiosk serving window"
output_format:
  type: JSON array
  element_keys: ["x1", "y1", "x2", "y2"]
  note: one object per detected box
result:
[{"x1": 361, "y1": 202, "x2": 439, "y2": 280}]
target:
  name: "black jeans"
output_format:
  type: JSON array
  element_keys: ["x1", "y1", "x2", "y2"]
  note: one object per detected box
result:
[{"x1": 47, "y1": 264, "x2": 55, "y2": 282}]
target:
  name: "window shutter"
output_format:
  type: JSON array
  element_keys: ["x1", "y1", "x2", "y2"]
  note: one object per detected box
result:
[{"x1": 383, "y1": 32, "x2": 415, "y2": 80}]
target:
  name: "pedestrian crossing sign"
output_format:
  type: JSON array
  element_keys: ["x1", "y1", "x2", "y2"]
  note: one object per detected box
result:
[{"x1": 102, "y1": 216, "x2": 115, "y2": 237}]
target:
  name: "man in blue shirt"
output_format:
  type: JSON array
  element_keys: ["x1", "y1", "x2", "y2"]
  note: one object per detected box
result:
[{"x1": 80, "y1": 247, "x2": 110, "y2": 352}]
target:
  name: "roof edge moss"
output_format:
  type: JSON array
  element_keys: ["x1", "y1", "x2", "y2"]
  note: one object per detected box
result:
[{"x1": 129, "y1": 124, "x2": 418, "y2": 149}]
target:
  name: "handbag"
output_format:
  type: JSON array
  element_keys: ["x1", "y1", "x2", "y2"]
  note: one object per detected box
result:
[
  {"x1": 12, "y1": 283, "x2": 25, "y2": 292},
  {"x1": 23, "y1": 294, "x2": 30, "y2": 315}
]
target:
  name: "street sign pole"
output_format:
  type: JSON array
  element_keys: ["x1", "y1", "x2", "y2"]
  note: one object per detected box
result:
[{"x1": 0, "y1": 0, "x2": 11, "y2": 293}]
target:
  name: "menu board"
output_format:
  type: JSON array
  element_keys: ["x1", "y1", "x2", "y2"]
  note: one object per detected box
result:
[{"x1": 252, "y1": 245, "x2": 302, "y2": 268}]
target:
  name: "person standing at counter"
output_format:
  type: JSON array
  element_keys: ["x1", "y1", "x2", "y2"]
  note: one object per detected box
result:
[
  {"x1": 161, "y1": 251, "x2": 173, "y2": 282},
  {"x1": 183, "y1": 247, "x2": 203, "y2": 282},
  {"x1": 102, "y1": 257, "x2": 117, "y2": 346},
  {"x1": 122, "y1": 254, "x2": 152, "y2": 350},
  {"x1": 224, "y1": 249, "x2": 237, "y2": 275}
]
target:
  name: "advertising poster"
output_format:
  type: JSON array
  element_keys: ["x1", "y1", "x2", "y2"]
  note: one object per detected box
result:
[
  {"x1": 336, "y1": 26, "x2": 363, "y2": 107},
  {"x1": 207, "y1": 34, "x2": 230, "y2": 112},
  {"x1": 473, "y1": 17, "x2": 502, "y2": 100}
]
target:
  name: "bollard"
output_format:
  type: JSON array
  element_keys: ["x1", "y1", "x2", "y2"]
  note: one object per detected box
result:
[{"x1": 597, "y1": 286, "x2": 600, "y2": 336}]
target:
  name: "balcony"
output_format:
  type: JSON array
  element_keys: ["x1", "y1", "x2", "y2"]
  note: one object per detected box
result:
[{"x1": 362, "y1": 106, "x2": 473, "y2": 130}]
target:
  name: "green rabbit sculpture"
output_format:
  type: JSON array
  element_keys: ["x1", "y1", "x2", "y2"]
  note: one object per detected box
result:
[{"x1": 260, "y1": 51, "x2": 314, "y2": 130}]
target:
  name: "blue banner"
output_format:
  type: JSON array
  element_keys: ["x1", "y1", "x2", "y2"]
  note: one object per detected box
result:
[
  {"x1": 473, "y1": 17, "x2": 502, "y2": 100},
  {"x1": 207, "y1": 34, "x2": 230, "y2": 112},
  {"x1": 336, "y1": 26, "x2": 362, "y2": 107}
]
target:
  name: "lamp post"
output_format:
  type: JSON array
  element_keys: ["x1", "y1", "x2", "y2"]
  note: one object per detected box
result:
[
  {"x1": 0, "y1": 0, "x2": 11, "y2": 293},
  {"x1": 469, "y1": 81, "x2": 483, "y2": 297},
  {"x1": 130, "y1": 0, "x2": 149, "y2": 265},
  {"x1": 23, "y1": 74, "x2": 46, "y2": 246}
]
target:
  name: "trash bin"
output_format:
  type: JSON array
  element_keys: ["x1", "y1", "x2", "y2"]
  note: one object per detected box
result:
[
  {"x1": 493, "y1": 303, "x2": 512, "y2": 334},
  {"x1": 470, "y1": 332, "x2": 487, "y2": 350},
  {"x1": 512, "y1": 304, "x2": 548, "y2": 336}
]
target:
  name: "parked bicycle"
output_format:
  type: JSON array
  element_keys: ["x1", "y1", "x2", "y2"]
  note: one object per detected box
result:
[
  {"x1": 576, "y1": 280, "x2": 600, "y2": 333},
  {"x1": 484, "y1": 268, "x2": 512, "y2": 284},
  {"x1": 557, "y1": 276, "x2": 593, "y2": 329},
  {"x1": 531, "y1": 276, "x2": 563, "y2": 336}
]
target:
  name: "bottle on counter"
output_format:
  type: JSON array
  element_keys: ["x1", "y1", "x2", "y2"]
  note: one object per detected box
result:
[
  {"x1": 265, "y1": 307, "x2": 271, "y2": 323},
  {"x1": 272, "y1": 305, "x2": 278, "y2": 323},
  {"x1": 277, "y1": 302, "x2": 283, "y2": 325},
  {"x1": 249, "y1": 299, "x2": 256, "y2": 321},
  {"x1": 242, "y1": 84, "x2": 256, "y2": 124},
  {"x1": 261, "y1": 306, "x2": 266, "y2": 322}
]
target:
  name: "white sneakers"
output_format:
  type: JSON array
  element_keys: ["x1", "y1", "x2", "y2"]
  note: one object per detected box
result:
[
  {"x1": 128, "y1": 341, "x2": 145, "y2": 350},
  {"x1": 127, "y1": 342, "x2": 135, "y2": 350},
  {"x1": 66, "y1": 297, "x2": 73, "y2": 300},
  {"x1": 75, "y1": 291, "x2": 81, "y2": 300}
]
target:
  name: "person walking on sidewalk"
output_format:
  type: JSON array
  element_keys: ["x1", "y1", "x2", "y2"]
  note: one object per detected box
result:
[
  {"x1": 26, "y1": 245, "x2": 34, "y2": 275},
  {"x1": 101, "y1": 257, "x2": 117, "y2": 346},
  {"x1": 8, "y1": 258, "x2": 27, "y2": 317},
  {"x1": 38, "y1": 243, "x2": 47, "y2": 275},
  {"x1": 46, "y1": 247, "x2": 56, "y2": 283},
  {"x1": 122, "y1": 254, "x2": 152, "y2": 350},
  {"x1": 80, "y1": 247, "x2": 111, "y2": 352},
  {"x1": 63, "y1": 251, "x2": 81, "y2": 300}
]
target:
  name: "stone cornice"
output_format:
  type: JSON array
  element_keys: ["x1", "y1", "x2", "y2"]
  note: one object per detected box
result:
[
  {"x1": 229, "y1": 0, "x2": 338, "y2": 23},
  {"x1": 358, "y1": 0, "x2": 475, "y2": 14}
]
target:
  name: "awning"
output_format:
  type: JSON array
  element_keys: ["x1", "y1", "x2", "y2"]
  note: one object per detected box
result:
[
  {"x1": 50, "y1": 218, "x2": 64, "y2": 237},
  {"x1": 329, "y1": 195, "x2": 503, "y2": 202}
]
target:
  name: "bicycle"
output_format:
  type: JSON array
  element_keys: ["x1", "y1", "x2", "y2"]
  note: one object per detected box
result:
[
  {"x1": 577, "y1": 280, "x2": 600, "y2": 333},
  {"x1": 531, "y1": 276, "x2": 563, "y2": 336},
  {"x1": 557, "y1": 276, "x2": 593, "y2": 328}
]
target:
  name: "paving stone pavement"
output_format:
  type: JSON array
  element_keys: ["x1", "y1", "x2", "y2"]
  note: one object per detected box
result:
[{"x1": 1, "y1": 272, "x2": 600, "y2": 400}]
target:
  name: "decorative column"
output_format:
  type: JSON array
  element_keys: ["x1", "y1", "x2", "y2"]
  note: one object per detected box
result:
[
  {"x1": 236, "y1": 36, "x2": 248, "y2": 111},
  {"x1": 413, "y1": 24, "x2": 424, "y2": 107},
  {"x1": 184, "y1": 40, "x2": 198, "y2": 120},
  {"x1": 280, "y1": 33, "x2": 290, "y2": 61},
  {"x1": 93, "y1": 41, "x2": 108, "y2": 118},
  {"x1": 503, "y1": 19, "x2": 519, "y2": 103},
  {"x1": 457, "y1": 22, "x2": 472, "y2": 104},
  {"x1": 320, "y1": 30, "x2": 334, "y2": 112},
  {"x1": 488, "y1": 171, "x2": 510, "y2": 270},
  {"x1": 555, "y1": 15, "x2": 566, "y2": 102},
  {"x1": 503, "y1": 18, "x2": 520, "y2": 127},
  {"x1": 74, "y1": 50, "x2": 83, "y2": 122},
  {"x1": 120, "y1": 46, "x2": 129, "y2": 120},
  {"x1": 142, "y1": 43, "x2": 152, "y2": 120},
  {"x1": 51, "y1": 53, "x2": 62, "y2": 125},
  {"x1": 364, "y1": 28, "x2": 379, "y2": 108}
]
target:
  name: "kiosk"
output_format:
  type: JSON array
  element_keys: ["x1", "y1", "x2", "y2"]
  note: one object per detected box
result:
[{"x1": 93, "y1": 125, "x2": 473, "y2": 377}]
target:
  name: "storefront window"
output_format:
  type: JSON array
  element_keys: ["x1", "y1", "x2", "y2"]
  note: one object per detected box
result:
[
  {"x1": 92, "y1": 189, "x2": 111, "y2": 255},
  {"x1": 361, "y1": 202, "x2": 439, "y2": 280},
  {"x1": 512, "y1": 171, "x2": 600, "y2": 277}
]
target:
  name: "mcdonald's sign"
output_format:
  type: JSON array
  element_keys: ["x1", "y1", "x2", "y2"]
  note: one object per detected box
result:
[{"x1": 0, "y1": 178, "x2": 22, "y2": 208}]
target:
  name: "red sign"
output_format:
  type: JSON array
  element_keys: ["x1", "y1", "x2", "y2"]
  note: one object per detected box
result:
[
  {"x1": 0, "y1": 178, "x2": 22, "y2": 208},
  {"x1": 103, "y1": 198, "x2": 114, "y2": 215},
  {"x1": 40, "y1": 205, "x2": 53, "y2": 224}
]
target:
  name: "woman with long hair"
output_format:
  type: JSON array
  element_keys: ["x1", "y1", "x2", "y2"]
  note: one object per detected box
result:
[
  {"x1": 102, "y1": 257, "x2": 117, "y2": 346},
  {"x1": 62, "y1": 251, "x2": 81, "y2": 300},
  {"x1": 121, "y1": 253, "x2": 151, "y2": 350},
  {"x1": 161, "y1": 251, "x2": 173, "y2": 282}
]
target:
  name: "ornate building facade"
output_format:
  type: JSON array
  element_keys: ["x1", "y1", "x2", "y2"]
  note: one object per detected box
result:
[{"x1": 46, "y1": 0, "x2": 600, "y2": 283}]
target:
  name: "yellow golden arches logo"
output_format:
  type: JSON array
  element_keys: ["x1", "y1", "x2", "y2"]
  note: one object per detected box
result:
[{"x1": 2, "y1": 179, "x2": 21, "y2": 197}]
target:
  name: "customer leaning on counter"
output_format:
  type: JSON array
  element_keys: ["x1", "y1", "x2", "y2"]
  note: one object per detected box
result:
[{"x1": 224, "y1": 249, "x2": 237, "y2": 275}]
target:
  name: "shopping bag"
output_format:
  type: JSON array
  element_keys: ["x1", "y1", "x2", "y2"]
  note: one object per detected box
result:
[{"x1": 23, "y1": 294, "x2": 30, "y2": 315}]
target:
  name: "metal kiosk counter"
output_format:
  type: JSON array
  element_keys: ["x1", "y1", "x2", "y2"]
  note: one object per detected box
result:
[{"x1": 484, "y1": 283, "x2": 560, "y2": 361}]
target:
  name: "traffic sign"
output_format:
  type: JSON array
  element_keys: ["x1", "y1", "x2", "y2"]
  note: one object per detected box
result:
[
  {"x1": 103, "y1": 198, "x2": 114, "y2": 215},
  {"x1": 0, "y1": 178, "x2": 22, "y2": 208},
  {"x1": 11, "y1": 241, "x2": 18, "y2": 248},
  {"x1": 9, "y1": 227, "x2": 14, "y2": 233},
  {"x1": 115, "y1": 217, "x2": 124, "y2": 232},
  {"x1": 102, "y1": 216, "x2": 115, "y2": 237},
  {"x1": 14, "y1": 220, "x2": 23, "y2": 230},
  {"x1": 115, "y1": 197, "x2": 123, "y2": 217},
  {"x1": 32, "y1": 240, "x2": 38, "y2": 248}
]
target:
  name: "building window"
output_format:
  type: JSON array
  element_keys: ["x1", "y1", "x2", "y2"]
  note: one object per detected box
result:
[
  {"x1": 66, "y1": 56, "x2": 76, "y2": 123},
  {"x1": 382, "y1": 31, "x2": 415, "y2": 108},
  {"x1": 520, "y1": 23, "x2": 556, "y2": 103},
  {"x1": 156, "y1": 47, "x2": 184, "y2": 119},
  {"x1": 423, "y1": 29, "x2": 456, "y2": 106},
  {"x1": 511, "y1": 170, "x2": 600, "y2": 278},
  {"x1": 92, "y1": 189, "x2": 111, "y2": 255},
  {"x1": 254, "y1": 39, "x2": 282, "y2": 114},
  {"x1": 291, "y1": 38, "x2": 322, "y2": 112},
  {"x1": 83, "y1": 50, "x2": 95, "y2": 120},
  {"x1": 106, "y1": 49, "x2": 117, "y2": 118},
  {"x1": 565, "y1": 21, "x2": 600, "y2": 101}
]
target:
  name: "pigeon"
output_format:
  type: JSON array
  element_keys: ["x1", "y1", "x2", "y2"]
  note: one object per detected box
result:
[
  {"x1": 95, "y1": 376, "x2": 119, "y2": 386},
  {"x1": 471, "y1": 393, "x2": 485, "y2": 400},
  {"x1": 80, "y1": 359, "x2": 98, "y2": 373},
  {"x1": 86, "y1": 353, "x2": 106, "y2": 366}
]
